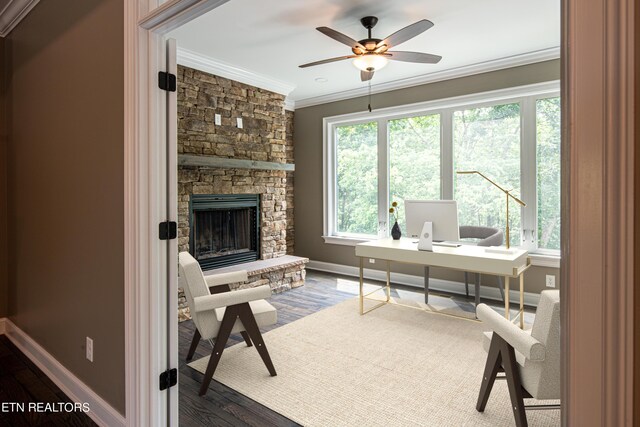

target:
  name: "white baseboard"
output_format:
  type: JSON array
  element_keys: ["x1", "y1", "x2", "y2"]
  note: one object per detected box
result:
[
  {"x1": 306, "y1": 260, "x2": 541, "y2": 307},
  {"x1": 2, "y1": 319, "x2": 125, "y2": 427}
]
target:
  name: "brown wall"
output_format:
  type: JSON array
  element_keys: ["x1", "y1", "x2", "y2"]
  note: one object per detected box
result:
[
  {"x1": 561, "y1": 0, "x2": 635, "y2": 421},
  {"x1": 293, "y1": 60, "x2": 561, "y2": 296},
  {"x1": 0, "y1": 36, "x2": 7, "y2": 318},
  {"x1": 635, "y1": 0, "x2": 640, "y2": 422},
  {"x1": 3, "y1": 0, "x2": 125, "y2": 415}
]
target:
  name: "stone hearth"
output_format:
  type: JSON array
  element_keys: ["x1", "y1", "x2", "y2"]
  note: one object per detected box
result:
[{"x1": 178, "y1": 255, "x2": 308, "y2": 322}]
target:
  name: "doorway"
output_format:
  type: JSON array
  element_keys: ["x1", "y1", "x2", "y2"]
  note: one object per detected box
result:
[{"x1": 128, "y1": 1, "x2": 633, "y2": 426}]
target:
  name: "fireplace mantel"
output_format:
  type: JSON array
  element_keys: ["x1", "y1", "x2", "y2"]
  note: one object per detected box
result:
[{"x1": 179, "y1": 154, "x2": 295, "y2": 172}]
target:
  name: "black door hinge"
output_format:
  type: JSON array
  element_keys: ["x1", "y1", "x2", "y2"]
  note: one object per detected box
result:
[
  {"x1": 158, "y1": 71, "x2": 177, "y2": 92},
  {"x1": 159, "y1": 368, "x2": 177, "y2": 391},
  {"x1": 159, "y1": 221, "x2": 177, "y2": 240}
]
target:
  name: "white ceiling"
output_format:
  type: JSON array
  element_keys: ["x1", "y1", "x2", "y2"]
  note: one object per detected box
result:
[{"x1": 168, "y1": 0, "x2": 560, "y2": 105}]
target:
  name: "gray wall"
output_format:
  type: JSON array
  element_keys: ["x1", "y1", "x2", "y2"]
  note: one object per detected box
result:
[
  {"x1": 3, "y1": 0, "x2": 125, "y2": 414},
  {"x1": 293, "y1": 60, "x2": 561, "y2": 296}
]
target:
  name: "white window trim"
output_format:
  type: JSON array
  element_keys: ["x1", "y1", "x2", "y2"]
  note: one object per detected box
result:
[{"x1": 323, "y1": 80, "x2": 561, "y2": 258}]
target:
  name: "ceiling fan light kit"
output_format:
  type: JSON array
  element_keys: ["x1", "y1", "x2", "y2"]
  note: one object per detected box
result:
[
  {"x1": 299, "y1": 15, "x2": 442, "y2": 82},
  {"x1": 352, "y1": 54, "x2": 389, "y2": 71}
]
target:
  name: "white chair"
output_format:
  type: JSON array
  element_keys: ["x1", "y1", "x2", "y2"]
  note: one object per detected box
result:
[
  {"x1": 179, "y1": 252, "x2": 277, "y2": 396},
  {"x1": 475, "y1": 290, "x2": 560, "y2": 427}
]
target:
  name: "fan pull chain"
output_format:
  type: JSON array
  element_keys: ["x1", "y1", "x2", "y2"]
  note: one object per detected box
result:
[{"x1": 368, "y1": 79, "x2": 372, "y2": 112}]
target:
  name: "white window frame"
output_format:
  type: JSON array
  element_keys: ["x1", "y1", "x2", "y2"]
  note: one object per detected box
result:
[{"x1": 322, "y1": 81, "x2": 561, "y2": 263}]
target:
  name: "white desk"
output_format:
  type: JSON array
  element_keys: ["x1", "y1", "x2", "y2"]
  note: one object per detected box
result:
[{"x1": 355, "y1": 237, "x2": 531, "y2": 328}]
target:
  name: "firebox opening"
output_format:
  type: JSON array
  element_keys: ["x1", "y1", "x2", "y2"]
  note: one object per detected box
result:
[{"x1": 189, "y1": 194, "x2": 260, "y2": 270}]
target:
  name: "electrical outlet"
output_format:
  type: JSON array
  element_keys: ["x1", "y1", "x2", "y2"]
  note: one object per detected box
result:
[
  {"x1": 236, "y1": 117, "x2": 243, "y2": 128},
  {"x1": 214, "y1": 114, "x2": 221, "y2": 126},
  {"x1": 86, "y1": 337, "x2": 93, "y2": 362},
  {"x1": 545, "y1": 275, "x2": 556, "y2": 288},
  {"x1": 369, "y1": 258, "x2": 375, "y2": 264}
]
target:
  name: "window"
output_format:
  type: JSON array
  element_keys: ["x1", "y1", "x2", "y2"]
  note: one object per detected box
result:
[
  {"x1": 389, "y1": 114, "x2": 441, "y2": 231},
  {"x1": 536, "y1": 97, "x2": 561, "y2": 251},
  {"x1": 453, "y1": 104, "x2": 521, "y2": 247},
  {"x1": 335, "y1": 122, "x2": 378, "y2": 236},
  {"x1": 323, "y1": 82, "x2": 561, "y2": 255}
]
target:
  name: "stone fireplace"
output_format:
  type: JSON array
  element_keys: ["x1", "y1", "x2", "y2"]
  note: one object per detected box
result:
[
  {"x1": 190, "y1": 194, "x2": 260, "y2": 269},
  {"x1": 176, "y1": 65, "x2": 307, "y2": 321},
  {"x1": 178, "y1": 167, "x2": 289, "y2": 261}
]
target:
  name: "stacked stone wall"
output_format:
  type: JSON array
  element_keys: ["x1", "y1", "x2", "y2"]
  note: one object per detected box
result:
[
  {"x1": 177, "y1": 65, "x2": 295, "y2": 258},
  {"x1": 176, "y1": 66, "x2": 302, "y2": 322}
]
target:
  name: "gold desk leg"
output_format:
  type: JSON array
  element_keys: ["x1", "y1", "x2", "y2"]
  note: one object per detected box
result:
[
  {"x1": 386, "y1": 261, "x2": 391, "y2": 302},
  {"x1": 504, "y1": 276, "x2": 510, "y2": 320},
  {"x1": 359, "y1": 257, "x2": 364, "y2": 315},
  {"x1": 519, "y1": 273, "x2": 524, "y2": 329}
]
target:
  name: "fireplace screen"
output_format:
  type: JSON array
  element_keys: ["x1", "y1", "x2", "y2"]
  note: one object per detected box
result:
[
  {"x1": 194, "y1": 208, "x2": 254, "y2": 260},
  {"x1": 190, "y1": 194, "x2": 260, "y2": 270}
]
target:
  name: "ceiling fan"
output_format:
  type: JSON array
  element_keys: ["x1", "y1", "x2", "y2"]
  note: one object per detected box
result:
[{"x1": 299, "y1": 16, "x2": 442, "y2": 82}]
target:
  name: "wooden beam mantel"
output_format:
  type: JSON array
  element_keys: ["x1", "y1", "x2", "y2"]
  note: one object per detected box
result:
[{"x1": 178, "y1": 154, "x2": 295, "y2": 172}]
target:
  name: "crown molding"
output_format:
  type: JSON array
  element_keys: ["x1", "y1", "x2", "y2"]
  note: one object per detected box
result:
[
  {"x1": 284, "y1": 98, "x2": 295, "y2": 111},
  {"x1": 0, "y1": 0, "x2": 39, "y2": 37},
  {"x1": 294, "y1": 47, "x2": 561, "y2": 109},
  {"x1": 177, "y1": 47, "x2": 296, "y2": 97}
]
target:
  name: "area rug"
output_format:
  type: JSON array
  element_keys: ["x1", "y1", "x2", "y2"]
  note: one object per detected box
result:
[{"x1": 188, "y1": 298, "x2": 559, "y2": 426}]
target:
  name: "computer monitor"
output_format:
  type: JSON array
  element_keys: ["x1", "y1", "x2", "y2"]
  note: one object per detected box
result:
[{"x1": 404, "y1": 200, "x2": 460, "y2": 242}]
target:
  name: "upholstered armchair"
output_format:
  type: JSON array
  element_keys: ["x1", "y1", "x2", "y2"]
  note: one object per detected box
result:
[
  {"x1": 178, "y1": 252, "x2": 277, "y2": 396},
  {"x1": 459, "y1": 225, "x2": 505, "y2": 305},
  {"x1": 475, "y1": 290, "x2": 560, "y2": 427}
]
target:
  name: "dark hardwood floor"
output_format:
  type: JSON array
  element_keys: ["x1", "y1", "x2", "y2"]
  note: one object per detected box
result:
[{"x1": 0, "y1": 335, "x2": 96, "y2": 427}]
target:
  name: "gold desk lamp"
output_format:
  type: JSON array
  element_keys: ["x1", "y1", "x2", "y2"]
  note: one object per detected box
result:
[{"x1": 456, "y1": 171, "x2": 526, "y2": 250}]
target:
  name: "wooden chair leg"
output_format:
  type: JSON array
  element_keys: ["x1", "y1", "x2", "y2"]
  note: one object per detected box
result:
[
  {"x1": 476, "y1": 334, "x2": 503, "y2": 412},
  {"x1": 186, "y1": 329, "x2": 201, "y2": 361},
  {"x1": 238, "y1": 303, "x2": 277, "y2": 376},
  {"x1": 477, "y1": 333, "x2": 529, "y2": 426},
  {"x1": 501, "y1": 337, "x2": 528, "y2": 427},
  {"x1": 240, "y1": 331, "x2": 253, "y2": 347},
  {"x1": 199, "y1": 305, "x2": 238, "y2": 396},
  {"x1": 464, "y1": 272, "x2": 469, "y2": 297}
]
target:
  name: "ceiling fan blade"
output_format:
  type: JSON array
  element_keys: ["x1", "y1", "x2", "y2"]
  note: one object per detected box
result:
[
  {"x1": 360, "y1": 69, "x2": 374, "y2": 82},
  {"x1": 387, "y1": 51, "x2": 442, "y2": 64},
  {"x1": 299, "y1": 55, "x2": 357, "y2": 68},
  {"x1": 377, "y1": 19, "x2": 434, "y2": 49},
  {"x1": 317, "y1": 27, "x2": 366, "y2": 50}
]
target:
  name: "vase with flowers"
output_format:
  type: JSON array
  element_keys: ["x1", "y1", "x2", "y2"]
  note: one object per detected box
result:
[{"x1": 389, "y1": 201, "x2": 402, "y2": 240}]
